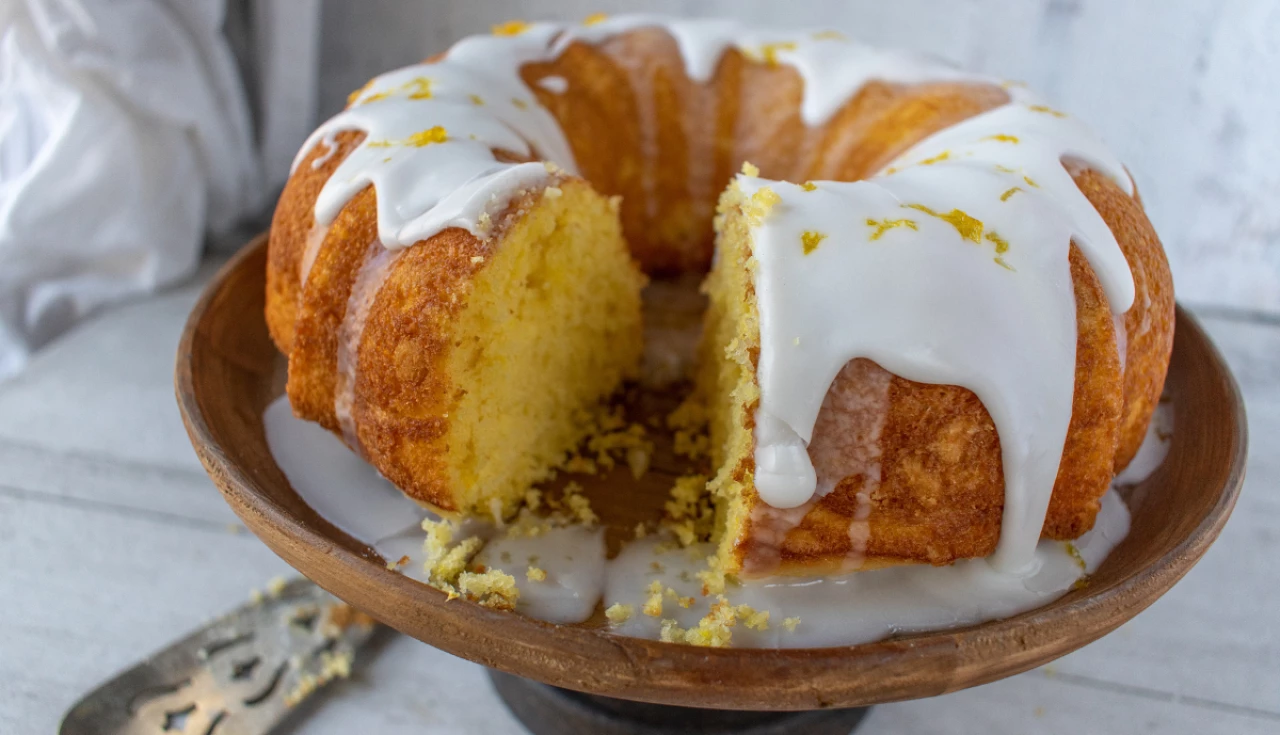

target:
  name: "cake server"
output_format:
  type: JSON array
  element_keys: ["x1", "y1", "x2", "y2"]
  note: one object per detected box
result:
[{"x1": 59, "y1": 578, "x2": 380, "y2": 735}]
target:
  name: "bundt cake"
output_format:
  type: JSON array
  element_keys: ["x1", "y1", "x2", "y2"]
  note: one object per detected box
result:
[{"x1": 266, "y1": 15, "x2": 1173, "y2": 579}]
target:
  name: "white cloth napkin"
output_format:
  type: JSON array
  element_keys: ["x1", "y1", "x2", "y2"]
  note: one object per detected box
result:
[{"x1": 0, "y1": 0, "x2": 265, "y2": 380}]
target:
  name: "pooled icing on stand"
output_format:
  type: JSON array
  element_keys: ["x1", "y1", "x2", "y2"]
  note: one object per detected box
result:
[{"x1": 264, "y1": 393, "x2": 1168, "y2": 647}]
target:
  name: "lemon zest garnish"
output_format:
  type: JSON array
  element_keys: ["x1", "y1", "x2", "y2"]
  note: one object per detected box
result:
[
  {"x1": 919, "y1": 150, "x2": 951, "y2": 165},
  {"x1": 866, "y1": 217, "x2": 918, "y2": 241},
  {"x1": 1065, "y1": 542, "x2": 1087, "y2": 571},
  {"x1": 583, "y1": 12, "x2": 608, "y2": 26},
  {"x1": 746, "y1": 41, "x2": 798, "y2": 67},
  {"x1": 995, "y1": 164, "x2": 1018, "y2": 173},
  {"x1": 985, "y1": 231, "x2": 1010, "y2": 254},
  {"x1": 801, "y1": 230, "x2": 827, "y2": 255},
  {"x1": 984, "y1": 134, "x2": 1020, "y2": 144},
  {"x1": 1028, "y1": 104, "x2": 1067, "y2": 118},
  {"x1": 812, "y1": 30, "x2": 847, "y2": 41},
  {"x1": 995, "y1": 257, "x2": 1016, "y2": 271},
  {"x1": 406, "y1": 126, "x2": 448, "y2": 147},
  {"x1": 1000, "y1": 186, "x2": 1022, "y2": 201},
  {"x1": 347, "y1": 80, "x2": 374, "y2": 105},
  {"x1": 1024, "y1": 175, "x2": 1040, "y2": 188},
  {"x1": 469, "y1": 94, "x2": 485, "y2": 106},
  {"x1": 511, "y1": 98, "x2": 528, "y2": 110},
  {"x1": 905, "y1": 204, "x2": 984, "y2": 244},
  {"x1": 492, "y1": 20, "x2": 531, "y2": 36},
  {"x1": 400, "y1": 77, "x2": 432, "y2": 100}
]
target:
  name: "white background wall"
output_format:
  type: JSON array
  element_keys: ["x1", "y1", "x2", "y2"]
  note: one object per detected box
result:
[{"x1": 318, "y1": 0, "x2": 1280, "y2": 315}]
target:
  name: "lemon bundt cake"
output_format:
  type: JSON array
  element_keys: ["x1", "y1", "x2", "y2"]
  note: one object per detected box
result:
[{"x1": 266, "y1": 16, "x2": 1173, "y2": 579}]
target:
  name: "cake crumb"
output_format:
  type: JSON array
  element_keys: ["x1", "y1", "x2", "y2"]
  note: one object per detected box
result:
[
  {"x1": 524, "y1": 489, "x2": 543, "y2": 511},
  {"x1": 697, "y1": 555, "x2": 727, "y2": 596},
  {"x1": 266, "y1": 576, "x2": 288, "y2": 598},
  {"x1": 735, "y1": 605, "x2": 770, "y2": 631},
  {"x1": 782, "y1": 616, "x2": 801, "y2": 632},
  {"x1": 682, "y1": 597, "x2": 736, "y2": 647},
  {"x1": 543, "y1": 186, "x2": 563, "y2": 199},
  {"x1": 659, "y1": 618, "x2": 686, "y2": 643},
  {"x1": 526, "y1": 566, "x2": 547, "y2": 582},
  {"x1": 626, "y1": 446, "x2": 651, "y2": 479},
  {"x1": 740, "y1": 161, "x2": 760, "y2": 177},
  {"x1": 663, "y1": 475, "x2": 713, "y2": 547},
  {"x1": 745, "y1": 186, "x2": 781, "y2": 226},
  {"x1": 562, "y1": 482, "x2": 598, "y2": 525},
  {"x1": 605, "y1": 603, "x2": 634, "y2": 623},
  {"x1": 470, "y1": 255, "x2": 485, "y2": 264},
  {"x1": 634, "y1": 522, "x2": 648, "y2": 540},
  {"x1": 666, "y1": 587, "x2": 695, "y2": 609},
  {"x1": 642, "y1": 580, "x2": 665, "y2": 617},
  {"x1": 458, "y1": 569, "x2": 520, "y2": 610},
  {"x1": 801, "y1": 181, "x2": 818, "y2": 192}
]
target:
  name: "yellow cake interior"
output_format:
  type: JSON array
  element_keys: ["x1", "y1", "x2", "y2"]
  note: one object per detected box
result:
[
  {"x1": 444, "y1": 181, "x2": 645, "y2": 517},
  {"x1": 699, "y1": 182, "x2": 766, "y2": 573}
]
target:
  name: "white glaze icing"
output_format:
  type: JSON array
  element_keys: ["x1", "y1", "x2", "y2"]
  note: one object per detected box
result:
[
  {"x1": 334, "y1": 245, "x2": 401, "y2": 453},
  {"x1": 263, "y1": 396, "x2": 428, "y2": 542},
  {"x1": 287, "y1": 14, "x2": 1144, "y2": 577},
  {"x1": 536, "y1": 75, "x2": 569, "y2": 94},
  {"x1": 293, "y1": 22, "x2": 577, "y2": 249},
  {"x1": 742, "y1": 88, "x2": 1135, "y2": 572},
  {"x1": 1114, "y1": 400, "x2": 1174, "y2": 485},
  {"x1": 473, "y1": 525, "x2": 607, "y2": 623}
]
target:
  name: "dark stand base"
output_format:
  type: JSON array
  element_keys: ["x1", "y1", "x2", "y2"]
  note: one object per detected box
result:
[{"x1": 488, "y1": 669, "x2": 871, "y2": 735}]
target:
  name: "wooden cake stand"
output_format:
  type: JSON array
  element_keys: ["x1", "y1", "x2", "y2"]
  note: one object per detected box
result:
[{"x1": 176, "y1": 236, "x2": 1245, "y2": 734}]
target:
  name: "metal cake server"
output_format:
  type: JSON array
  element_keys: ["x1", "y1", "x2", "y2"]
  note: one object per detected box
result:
[{"x1": 59, "y1": 578, "x2": 380, "y2": 735}]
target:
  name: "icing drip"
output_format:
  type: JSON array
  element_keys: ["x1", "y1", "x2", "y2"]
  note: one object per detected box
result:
[
  {"x1": 334, "y1": 245, "x2": 401, "y2": 453},
  {"x1": 744, "y1": 92, "x2": 1135, "y2": 572},
  {"x1": 298, "y1": 222, "x2": 329, "y2": 285},
  {"x1": 745, "y1": 359, "x2": 891, "y2": 575},
  {"x1": 293, "y1": 22, "x2": 578, "y2": 249}
]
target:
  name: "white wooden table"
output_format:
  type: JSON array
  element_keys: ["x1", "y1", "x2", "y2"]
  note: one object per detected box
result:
[{"x1": 3, "y1": 256, "x2": 1277, "y2": 734}]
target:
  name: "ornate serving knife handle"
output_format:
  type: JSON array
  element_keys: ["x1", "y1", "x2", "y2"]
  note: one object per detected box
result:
[{"x1": 60, "y1": 578, "x2": 379, "y2": 735}]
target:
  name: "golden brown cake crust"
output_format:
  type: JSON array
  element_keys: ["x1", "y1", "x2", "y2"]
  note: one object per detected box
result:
[
  {"x1": 267, "y1": 26, "x2": 1174, "y2": 570},
  {"x1": 729, "y1": 168, "x2": 1175, "y2": 576}
]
